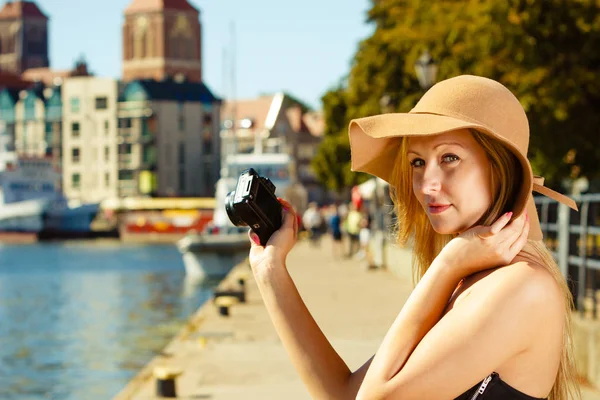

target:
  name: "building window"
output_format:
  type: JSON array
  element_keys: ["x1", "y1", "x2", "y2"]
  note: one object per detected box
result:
[
  {"x1": 178, "y1": 142, "x2": 185, "y2": 165},
  {"x1": 70, "y1": 97, "x2": 80, "y2": 113},
  {"x1": 105, "y1": 172, "x2": 110, "y2": 187},
  {"x1": 104, "y1": 146, "x2": 110, "y2": 162},
  {"x1": 71, "y1": 122, "x2": 80, "y2": 137},
  {"x1": 118, "y1": 143, "x2": 132, "y2": 155},
  {"x1": 72, "y1": 173, "x2": 81, "y2": 189},
  {"x1": 179, "y1": 168, "x2": 185, "y2": 192},
  {"x1": 119, "y1": 170, "x2": 133, "y2": 181},
  {"x1": 104, "y1": 120, "x2": 110, "y2": 134},
  {"x1": 165, "y1": 143, "x2": 172, "y2": 165},
  {"x1": 44, "y1": 122, "x2": 53, "y2": 148},
  {"x1": 118, "y1": 118, "x2": 132, "y2": 129},
  {"x1": 143, "y1": 144, "x2": 157, "y2": 165},
  {"x1": 204, "y1": 164, "x2": 212, "y2": 192},
  {"x1": 72, "y1": 148, "x2": 80, "y2": 163},
  {"x1": 95, "y1": 97, "x2": 108, "y2": 110},
  {"x1": 178, "y1": 115, "x2": 185, "y2": 131}
]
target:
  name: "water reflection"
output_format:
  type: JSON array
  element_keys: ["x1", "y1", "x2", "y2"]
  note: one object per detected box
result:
[{"x1": 0, "y1": 241, "x2": 218, "y2": 400}]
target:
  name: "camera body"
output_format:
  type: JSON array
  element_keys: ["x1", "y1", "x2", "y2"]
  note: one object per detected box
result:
[{"x1": 225, "y1": 168, "x2": 282, "y2": 246}]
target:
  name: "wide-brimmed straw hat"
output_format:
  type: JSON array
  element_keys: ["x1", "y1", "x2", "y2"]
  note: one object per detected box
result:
[{"x1": 348, "y1": 75, "x2": 578, "y2": 240}]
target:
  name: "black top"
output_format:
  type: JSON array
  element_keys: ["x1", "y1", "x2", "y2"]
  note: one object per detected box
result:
[{"x1": 454, "y1": 372, "x2": 547, "y2": 400}]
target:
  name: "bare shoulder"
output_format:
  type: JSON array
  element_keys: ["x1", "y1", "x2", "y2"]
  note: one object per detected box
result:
[
  {"x1": 498, "y1": 256, "x2": 564, "y2": 308},
  {"x1": 453, "y1": 256, "x2": 565, "y2": 330},
  {"x1": 465, "y1": 258, "x2": 565, "y2": 334}
]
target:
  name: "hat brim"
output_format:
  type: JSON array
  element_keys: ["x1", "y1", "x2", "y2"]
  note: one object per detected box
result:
[{"x1": 349, "y1": 113, "x2": 539, "y2": 239}]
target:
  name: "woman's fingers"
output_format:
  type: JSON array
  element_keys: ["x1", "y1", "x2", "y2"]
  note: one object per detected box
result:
[
  {"x1": 509, "y1": 213, "x2": 530, "y2": 254},
  {"x1": 248, "y1": 229, "x2": 261, "y2": 247},
  {"x1": 489, "y1": 211, "x2": 514, "y2": 235},
  {"x1": 277, "y1": 197, "x2": 293, "y2": 210}
]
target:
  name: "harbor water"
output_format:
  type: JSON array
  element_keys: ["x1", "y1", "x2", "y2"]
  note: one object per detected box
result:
[{"x1": 0, "y1": 240, "x2": 221, "y2": 400}]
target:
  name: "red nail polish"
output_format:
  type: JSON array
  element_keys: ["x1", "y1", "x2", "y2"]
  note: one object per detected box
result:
[{"x1": 250, "y1": 234, "x2": 260, "y2": 245}]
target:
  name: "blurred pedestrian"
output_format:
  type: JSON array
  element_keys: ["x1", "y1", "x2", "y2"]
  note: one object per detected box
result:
[
  {"x1": 302, "y1": 202, "x2": 323, "y2": 246},
  {"x1": 345, "y1": 203, "x2": 362, "y2": 257},
  {"x1": 327, "y1": 204, "x2": 343, "y2": 258},
  {"x1": 356, "y1": 211, "x2": 374, "y2": 268}
]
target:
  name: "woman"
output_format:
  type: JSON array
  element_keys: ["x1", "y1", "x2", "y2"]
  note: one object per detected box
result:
[{"x1": 247, "y1": 75, "x2": 581, "y2": 399}]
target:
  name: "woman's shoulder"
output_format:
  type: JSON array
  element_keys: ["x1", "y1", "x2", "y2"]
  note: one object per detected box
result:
[
  {"x1": 450, "y1": 252, "x2": 564, "y2": 319},
  {"x1": 461, "y1": 254, "x2": 565, "y2": 327}
]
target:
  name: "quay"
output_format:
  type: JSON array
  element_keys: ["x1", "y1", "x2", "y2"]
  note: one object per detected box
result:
[{"x1": 114, "y1": 238, "x2": 600, "y2": 400}]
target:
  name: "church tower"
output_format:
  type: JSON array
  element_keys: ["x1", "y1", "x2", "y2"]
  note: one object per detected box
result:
[
  {"x1": 0, "y1": 1, "x2": 49, "y2": 74},
  {"x1": 122, "y1": 0, "x2": 202, "y2": 83}
]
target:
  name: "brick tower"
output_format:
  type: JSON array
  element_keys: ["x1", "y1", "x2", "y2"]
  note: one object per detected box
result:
[
  {"x1": 0, "y1": 1, "x2": 49, "y2": 74},
  {"x1": 122, "y1": 0, "x2": 202, "y2": 82}
]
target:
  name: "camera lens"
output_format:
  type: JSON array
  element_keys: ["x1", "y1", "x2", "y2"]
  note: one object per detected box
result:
[{"x1": 225, "y1": 190, "x2": 246, "y2": 227}]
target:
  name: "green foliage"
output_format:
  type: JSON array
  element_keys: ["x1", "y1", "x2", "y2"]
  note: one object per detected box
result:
[
  {"x1": 315, "y1": 0, "x2": 600, "y2": 192},
  {"x1": 310, "y1": 131, "x2": 370, "y2": 194}
]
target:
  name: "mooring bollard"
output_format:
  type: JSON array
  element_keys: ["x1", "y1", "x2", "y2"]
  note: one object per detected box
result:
[
  {"x1": 214, "y1": 289, "x2": 245, "y2": 304},
  {"x1": 214, "y1": 295, "x2": 237, "y2": 316},
  {"x1": 153, "y1": 366, "x2": 182, "y2": 398}
]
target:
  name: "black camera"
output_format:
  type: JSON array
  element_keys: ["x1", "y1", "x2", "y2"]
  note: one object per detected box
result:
[{"x1": 225, "y1": 168, "x2": 283, "y2": 246}]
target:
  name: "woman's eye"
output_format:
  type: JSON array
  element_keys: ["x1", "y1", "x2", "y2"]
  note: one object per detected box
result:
[
  {"x1": 410, "y1": 158, "x2": 424, "y2": 168},
  {"x1": 442, "y1": 154, "x2": 459, "y2": 163}
]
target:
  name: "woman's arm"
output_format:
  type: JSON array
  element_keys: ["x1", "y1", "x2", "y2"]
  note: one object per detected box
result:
[
  {"x1": 357, "y1": 212, "x2": 533, "y2": 399},
  {"x1": 356, "y1": 257, "x2": 461, "y2": 398},
  {"x1": 254, "y1": 262, "x2": 357, "y2": 399},
  {"x1": 249, "y1": 201, "x2": 373, "y2": 399}
]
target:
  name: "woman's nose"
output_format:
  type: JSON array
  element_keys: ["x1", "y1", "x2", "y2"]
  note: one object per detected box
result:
[{"x1": 419, "y1": 166, "x2": 442, "y2": 194}]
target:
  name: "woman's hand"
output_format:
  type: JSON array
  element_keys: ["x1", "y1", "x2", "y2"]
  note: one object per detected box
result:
[
  {"x1": 248, "y1": 198, "x2": 298, "y2": 272},
  {"x1": 435, "y1": 211, "x2": 530, "y2": 279}
]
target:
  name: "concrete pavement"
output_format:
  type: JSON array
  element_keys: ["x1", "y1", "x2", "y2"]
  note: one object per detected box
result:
[{"x1": 114, "y1": 237, "x2": 600, "y2": 399}]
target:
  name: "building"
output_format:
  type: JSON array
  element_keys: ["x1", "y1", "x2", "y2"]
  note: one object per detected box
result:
[
  {"x1": 0, "y1": 86, "x2": 20, "y2": 150},
  {"x1": 122, "y1": 0, "x2": 202, "y2": 83},
  {"x1": 7, "y1": 81, "x2": 61, "y2": 160},
  {"x1": 221, "y1": 93, "x2": 325, "y2": 203},
  {"x1": 118, "y1": 78, "x2": 220, "y2": 198},
  {"x1": 0, "y1": 1, "x2": 49, "y2": 74},
  {"x1": 61, "y1": 76, "x2": 121, "y2": 203},
  {"x1": 0, "y1": 0, "x2": 221, "y2": 204}
]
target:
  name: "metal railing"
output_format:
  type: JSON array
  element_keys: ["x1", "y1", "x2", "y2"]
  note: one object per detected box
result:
[{"x1": 536, "y1": 193, "x2": 600, "y2": 314}]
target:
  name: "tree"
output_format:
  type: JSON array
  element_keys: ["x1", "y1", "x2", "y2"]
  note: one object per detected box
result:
[
  {"x1": 311, "y1": 86, "x2": 370, "y2": 194},
  {"x1": 315, "y1": 0, "x2": 600, "y2": 192}
]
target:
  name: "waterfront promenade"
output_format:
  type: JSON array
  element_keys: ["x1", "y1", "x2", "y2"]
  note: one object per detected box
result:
[{"x1": 114, "y1": 237, "x2": 600, "y2": 400}]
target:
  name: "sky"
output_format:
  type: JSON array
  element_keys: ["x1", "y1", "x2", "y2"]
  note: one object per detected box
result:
[{"x1": 13, "y1": 0, "x2": 374, "y2": 109}]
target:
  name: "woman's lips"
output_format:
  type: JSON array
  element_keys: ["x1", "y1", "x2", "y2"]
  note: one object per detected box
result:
[{"x1": 428, "y1": 205, "x2": 451, "y2": 214}]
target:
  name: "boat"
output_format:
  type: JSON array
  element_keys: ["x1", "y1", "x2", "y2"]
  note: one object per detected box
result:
[
  {"x1": 0, "y1": 128, "x2": 100, "y2": 241},
  {"x1": 176, "y1": 177, "x2": 250, "y2": 280},
  {"x1": 101, "y1": 197, "x2": 215, "y2": 243}
]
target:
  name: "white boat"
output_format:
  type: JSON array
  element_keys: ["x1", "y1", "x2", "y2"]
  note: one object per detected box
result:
[
  {"x1": 0, "y1": 128, "x2": 99, "y2": 239},
  {"x1": 176, "y1": 177, "x2": 250, "y2": 280}
]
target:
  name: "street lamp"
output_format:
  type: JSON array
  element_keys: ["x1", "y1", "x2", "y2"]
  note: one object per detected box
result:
[{"x1": 414, "y1": 49, "x2": 438, "y2": 90}]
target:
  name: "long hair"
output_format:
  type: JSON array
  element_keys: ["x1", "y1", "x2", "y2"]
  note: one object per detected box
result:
[{"x1": 388, "y1": 129, "x2": 581, "y2": 400}]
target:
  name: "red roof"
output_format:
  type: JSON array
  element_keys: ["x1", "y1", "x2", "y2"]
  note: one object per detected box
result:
[
  {"x1": 0, "y1": 1, "x2": 48, "y2": 20},
  {"x1": 125, "y1": 0, "x2": 199, "y2": 14},
  {"x1": 0, "y1": 70, "x2": 32, "y2": 90}
]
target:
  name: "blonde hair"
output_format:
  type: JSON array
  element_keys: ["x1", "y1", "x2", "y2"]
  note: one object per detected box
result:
[{"x1": 388, "y1": 129, "x2": 581, "y2": 400}]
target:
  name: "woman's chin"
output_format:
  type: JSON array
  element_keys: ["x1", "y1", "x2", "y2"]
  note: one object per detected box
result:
[{"x1": 429, "y1": 220, "x2": 461, "y2": 235}]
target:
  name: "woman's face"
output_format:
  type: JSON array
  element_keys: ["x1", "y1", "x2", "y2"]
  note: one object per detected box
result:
[{"x1": 407, "y1": 129, "x2": 493, "y2": 235}]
